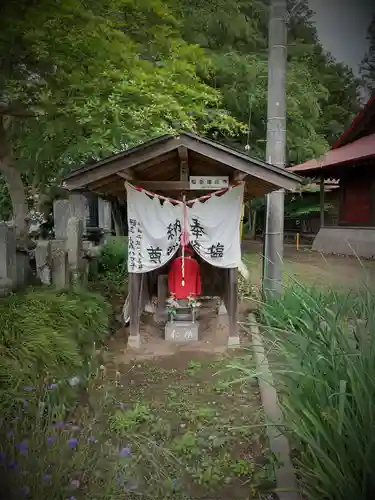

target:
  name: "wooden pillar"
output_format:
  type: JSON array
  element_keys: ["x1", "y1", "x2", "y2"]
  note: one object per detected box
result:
[
  {"x1": 227, "y1": 267, "x2": 239, "y2": 347},
  {"x1": 128, "y1": 272, "x2": 143, "y2": 348},
  {"x1": 320, "y1": 176, "x2": 325, "y2": 228}
]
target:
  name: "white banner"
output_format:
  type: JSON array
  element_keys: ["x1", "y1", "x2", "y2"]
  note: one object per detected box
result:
[
  {"x1": 188, "y1": 183, "x2": 244, "y2": 268},
  {"x1": 126, "y1": 182, "x2": 244, "y2": 273}
]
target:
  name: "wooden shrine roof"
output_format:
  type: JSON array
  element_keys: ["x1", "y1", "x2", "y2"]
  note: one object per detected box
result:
[{"x1": 62, "y1": 132, "x2": 303, "y2": 199}]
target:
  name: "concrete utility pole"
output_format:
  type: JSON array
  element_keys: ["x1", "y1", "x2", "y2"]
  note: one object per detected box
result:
[{"x1": 262, "y1": 0, "x2": 287, "y2": 299}]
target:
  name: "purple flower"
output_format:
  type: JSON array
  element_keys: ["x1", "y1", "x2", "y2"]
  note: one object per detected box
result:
[
  {"x1": 16, "y1": 440, "x2": 28, "y2": 456},
  {"x1": 47, "y1": 436, "x2": 56, "y2": 446},
  {"x1": 54, "y1": 421, "x2": 65, "y2": 429},
  {"x1": 119, "y1": 446, "x2": 132, "y2": 457},
  {"x1": 7, "y1": 431, "x2": 14, "y2": 438},
  {"x1": 8, "y1": 460, "x2": 17, "y2": 470},
  {"x1": 88, "y1": 436, "x2": 97, "y2": 443},
  {"x1": 47, "y1": 383, "x2": 58, "y2": 390},
  {"x1": 23, "y1": 386, "x2": 35, "y2": 391},
  {"x1": 42, "y1": 473, "x2": 52, "y2": 481},
  {"x1": 68, "y1": 439, "x2": 78, "y2": 449},
  {"x1": 116, "y1": 471, "x2": 122, "y2": 487}
]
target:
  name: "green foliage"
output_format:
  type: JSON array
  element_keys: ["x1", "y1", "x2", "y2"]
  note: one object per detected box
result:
[
  {"x1": 109, "y1": 403, "x2": 151, "y2": 433},
  {"x1": 0, "y1": 287, "x2": 110, "y2": 416},
  {"x1": 255, "y1": 284, "x2": 375, "y2": 499},
  {"x1": 1, "y1": 0, "x2": 244, "y2": 196},
  {"x1": 177, "y1": 0, "x2": 359, "y2": 162},
  {"x1": 92, "y1": 237, "x2": 128, "y2": 295}
]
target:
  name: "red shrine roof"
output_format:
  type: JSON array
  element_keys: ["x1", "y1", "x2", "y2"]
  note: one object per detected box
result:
[
  {"x1": 288, "y1": 133, "x2": 375, "y2": 175},
  {"x1": 289, "y1": 95, "x2": 375, "y2": 176}
]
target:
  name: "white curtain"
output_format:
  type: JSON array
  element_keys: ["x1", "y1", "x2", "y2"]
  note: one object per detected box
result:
[
  {"x1": 126, "y1": 183, "x2": 182, "y2": 273},
  {"x1": 126, "y1": 182, "x2": 244, "y2": 273},
  {"x1": 187, "y1": 183, "x2": 244, "y2": 268}
]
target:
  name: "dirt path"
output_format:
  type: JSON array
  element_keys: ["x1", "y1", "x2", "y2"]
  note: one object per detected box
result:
[
  {"x1": 103, "y1": 347, "x2": 276, "y2": 500},
  {"x1": 108, "y1": 300, "x2": 255, "y2": 365},
  {"x1": 243, "y1": 242, "x2": 375, "y2": 289}
]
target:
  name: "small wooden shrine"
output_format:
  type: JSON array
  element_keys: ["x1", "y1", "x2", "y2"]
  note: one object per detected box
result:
[{"x1": 63, "y1": 132, "x2": 302, "y2": 347}]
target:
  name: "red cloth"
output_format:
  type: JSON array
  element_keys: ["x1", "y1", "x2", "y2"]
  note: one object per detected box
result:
[{"x1": 168, "y1": 256, "x2": 201, "y2": 299}]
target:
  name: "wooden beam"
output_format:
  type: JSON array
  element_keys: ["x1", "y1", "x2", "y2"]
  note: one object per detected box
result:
[
  {"x1": 88, "y1": 176, "x2": 120, "y2": 190},
  {"x1": 135, "y1": 181, "x2": 190, "y2": 191},
  {"x1": 227, "y1": 268, "x2": 238, "y2": 338},
  {"x1": 129, "y1": 273, "x2": 143, "y2": 338},
  {"x1": 234, "y1": 171, "x2": 247, "y2": 181},
  {"x1": 116, "y1": 170, "x2": 134, "y2": 181}
]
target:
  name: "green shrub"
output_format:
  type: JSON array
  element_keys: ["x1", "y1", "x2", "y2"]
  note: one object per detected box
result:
[
  {"x1": 93, "y1": 236, "x2": 128, "y2": 295},
  {"x1": 254, "y1": 284, "x2": 375, "y2": 499},
  {"x1": 0, "y1": 287, "x2": 110, "y2": 417}
]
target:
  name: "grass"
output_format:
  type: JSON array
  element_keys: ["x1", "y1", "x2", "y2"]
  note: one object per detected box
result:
[
  {"x1": 0, "y1": 351, "x2": 276, "y2": 500},
  {"x1": 235, "y1": 282, "x2": 375, "y2": 500},
  {"x1": 90, "y1": 236, "x2": 128, "y2": 297},
  {"x1": 107, "y1": 353, "x2": 276, "y2": 499}
]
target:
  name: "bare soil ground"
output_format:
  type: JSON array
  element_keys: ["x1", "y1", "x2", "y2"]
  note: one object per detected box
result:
[
  {"x1": 243, "y1": 241, "x2": 375, "y2": 289},
  {"x1": 102, "y1": 348, "x2": 275, "y2": 500}
]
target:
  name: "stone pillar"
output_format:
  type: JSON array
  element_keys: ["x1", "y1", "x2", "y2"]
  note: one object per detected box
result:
[
  {"x1": 53, "y1": 193, "x2": 88, "y2": 240},
  {"x1": 53, "y1": 199, "x2": 71, "y2": 240},
  {"x1": 0, "y1": 223, "x2": 17, "y2": 295},
  {"x1": 15, "y1": 249, "x2": 30, "y2": 288},
  {"x1": 69, "y1": 193, "x2": 89, "y2": 234},
  {"x1": 35, "y1": 240, "x2": 52, "y2": 285},
  {"x1": 98, "y1": 197, "x2": 112, "y2": 241},
  {"x1": 66, "y1": 216, "x2": 84, "y2": 284},
  {"x1": 51, "y1": 240, "x2": 69, "y2": 289}
]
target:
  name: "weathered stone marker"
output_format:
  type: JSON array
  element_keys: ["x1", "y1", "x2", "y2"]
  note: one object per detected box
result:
[
  {"x1": 51, "y1": 239, "x2": 69, "y2": 289},
  {"x1": 35, "y1": 240, "x2": 52, "y2": 285},
  {"x1": 53, "y1": 193, "x2": 88, "y2": 240},
  {"x1": 0, "y1": 223, "x2": 17, "y2": 295},
  {"x1": 165, "y1": 321, "x2": 199, "y2": 342},
  {"x1": 66, "y1": 216, "x2": 84, "y2": 284},
  {"x1": 98, "y1": 198, "x2": 112, "y2": 240}
]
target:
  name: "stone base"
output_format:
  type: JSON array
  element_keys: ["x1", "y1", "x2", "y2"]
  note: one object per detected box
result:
[
  {"x1": 312, "y1": 226, "x2": 375, "y2": 258},
  {"x1": 165, "y1": 321, "x2": 199, "y2": 342},
  {"x1": 227, "y1": 336, "x2": 240, "y2": 348},
  {"x1": 127, "y1": 335, "x2": 141, "y2": 349},
  {"x1": 0, "y1": 277, "x2": 13, "y2": 297},
  {"x1": 218, "y1": 302, "x2": 227, "y2": 315}
]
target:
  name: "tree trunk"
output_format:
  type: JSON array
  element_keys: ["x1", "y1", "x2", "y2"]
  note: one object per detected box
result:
[{"x1": 0, "y1": 116, "x2": 29, "y2": 237}]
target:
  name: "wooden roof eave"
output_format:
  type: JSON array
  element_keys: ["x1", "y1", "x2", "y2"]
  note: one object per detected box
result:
[{"x1": 62, "y1": 133, "x2": 304, "y2": 196}]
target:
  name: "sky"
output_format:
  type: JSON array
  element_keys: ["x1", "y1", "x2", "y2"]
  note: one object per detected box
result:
[{"x1": 308, "y1": 0, "x2": 375, "y2": 76}]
